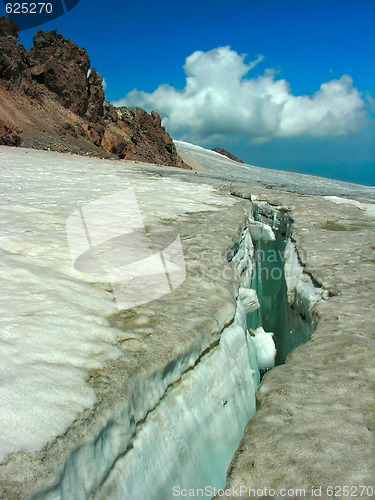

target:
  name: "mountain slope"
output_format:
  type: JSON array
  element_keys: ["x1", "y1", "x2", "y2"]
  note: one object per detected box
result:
[{"x1": 0, "y1": 16, "x2": 188, "y2": 168}]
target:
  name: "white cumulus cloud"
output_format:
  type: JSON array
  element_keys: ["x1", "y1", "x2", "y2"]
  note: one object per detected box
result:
[{"x1": 113, "y1": 46, "x2": 367, "y2": 142}]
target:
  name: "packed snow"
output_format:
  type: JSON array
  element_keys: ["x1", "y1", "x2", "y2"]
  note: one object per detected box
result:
[
  {"x1": 175, "y1": 140, "x2": 375, "y2": 198},
  {"x1": 0, "y1": 148, "x2": 235, "y2": 461},
  {"x1": 323, "y1": 195, "x2": 375, "y2": 217}
]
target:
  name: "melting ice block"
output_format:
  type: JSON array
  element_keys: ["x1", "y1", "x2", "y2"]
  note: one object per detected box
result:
[
  {"x1": 249, "y1": 327, "x2": 276, "y2": 370},
  {"x1": 248, "y1": 221, "x2": 275, "y2": 242},
  {"x1": 238, "y1": 287, "x2": 260, "y2": 314}
]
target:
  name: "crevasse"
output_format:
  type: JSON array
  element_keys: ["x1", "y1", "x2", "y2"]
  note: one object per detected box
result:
[{"x1": 35, "y1": 203, "x2": 325, "y2": 500}]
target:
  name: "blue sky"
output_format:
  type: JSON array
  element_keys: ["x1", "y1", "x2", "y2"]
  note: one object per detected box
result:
[{"x1": 4, "y1": 0, "x2": 375, "y2": 185}]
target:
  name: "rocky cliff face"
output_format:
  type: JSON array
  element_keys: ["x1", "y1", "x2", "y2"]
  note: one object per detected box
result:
[{"x1": 0, "y1": 16, "x2": 188, "y2": 168}]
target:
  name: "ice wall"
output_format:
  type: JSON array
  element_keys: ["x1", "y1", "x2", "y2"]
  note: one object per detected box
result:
[
  {"x1": 34, "y1": 218, "x2": 264, "y2": 500},
  {"x1": 247, "y1": 202, "x2": 327, "y2": 364}
]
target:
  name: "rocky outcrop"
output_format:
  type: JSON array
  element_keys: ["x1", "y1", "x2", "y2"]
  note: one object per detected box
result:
[
  {"x1": 0, "y1": 116, "x2": 22, "y2": 145},
  {"x1": 0, "y1": 16, "x2": 189, "y2": 168},
  {"x1": 27, "y1": 29, "x2": 91, "y2": 116},
  {"x1": 0, "y1": 17, "x2": 28, "y2": 81},
  {"x1": 110, "y1": 107, "x2": 186, "y2": 166},
  {"x1": 212, "y1": 148, "x2": 244, "y2": 163},
  {"x1": 86, "y1": 68, "x2": 105, "y2": 122}
]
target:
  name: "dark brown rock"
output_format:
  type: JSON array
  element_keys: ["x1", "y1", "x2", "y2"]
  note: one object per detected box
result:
[
  {"x1": 212, "y1": 147, "x2": 244, "y2": 163},
  {"x1": 86, "y1": 68, "x2": 105, "y2": 122},
  {"x1": 28, "y1": 29, "x2": 90, "y2": 115},
  {"x1": 29, "y1": 64, "x2": 45, "y2": 83},
  {"x1": 0, "y1": 16, "x2": 18, "y2": 38},
  {"x1": 111, "y1": 107, "x2": 186, "y2": 166},
  {"x1": 0, "y1": 16, "x2": 188, "y2": 168},
  {"x1": 0, "y1": 116, "x2": 22, "y2": 146},
  {"x1": 0, "y1": 17, "x2": 27, "y2": 81}
]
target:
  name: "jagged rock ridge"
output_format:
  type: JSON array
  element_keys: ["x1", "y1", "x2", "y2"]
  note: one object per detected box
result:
[
  {"x1": 0, "y1": 16, "x2": 188, "y2": 168},
  {"x1": 212, "y1": 147, "x2": 243, "y2": 163}
]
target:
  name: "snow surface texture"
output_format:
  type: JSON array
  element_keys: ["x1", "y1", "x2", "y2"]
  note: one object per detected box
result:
[
  {"x1": 0, "y1": 147, "x2": 331, "y2": 499},
  {"x1": 323, "y1": 195, "x2": 375, "y2": 217},
  {"x1": 0, "y1": 148, "x2": 236, "y2": 462},
  {"x1": 175, "y1": 140, "x2": 375, "y2": 198}
]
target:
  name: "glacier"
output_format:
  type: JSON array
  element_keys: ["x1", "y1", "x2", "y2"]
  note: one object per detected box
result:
[
  {"x1": 0, "y1": 148, "x2": 235, "y2": 464},
  {"x1": 0, "y1": 145, "x2": 374, "y2": 499}
]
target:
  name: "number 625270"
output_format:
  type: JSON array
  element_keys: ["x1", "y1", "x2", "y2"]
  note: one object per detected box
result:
[{"x1": 6, "y1": 3, "x2": 53, "y2": 14}]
